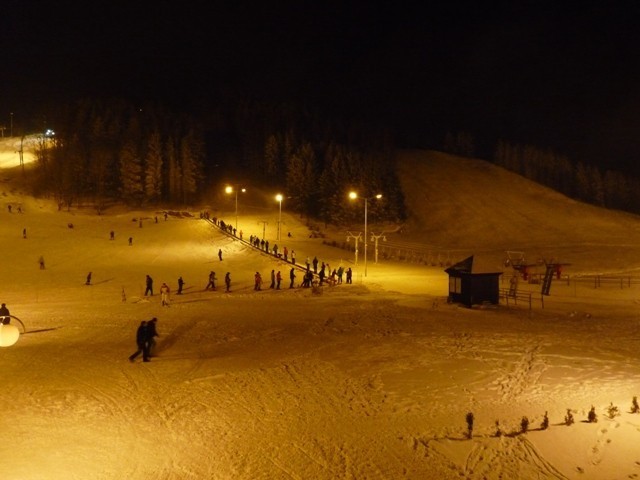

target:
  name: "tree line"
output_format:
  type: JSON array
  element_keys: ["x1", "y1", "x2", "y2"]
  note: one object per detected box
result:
[
  {"x1": 493, "y1": 140, "x2": 640, "y2": 214},
  {"x1": 31, "y1": 99, "x2": 204, "y2": 212},
  {"x1": 30, "y1": 97, "x2": 407, "y2": 226}
]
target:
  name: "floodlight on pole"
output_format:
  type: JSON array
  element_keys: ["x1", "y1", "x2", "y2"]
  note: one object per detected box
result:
[
  {"x1": 275, "y1": 194, "x2": 283, "y2": 241},
  {"x1": 225, "y1": 185, "x2": 246, "y2": 231},
  {"x1": 349, "y1": 191, "x2": 382, "y2": 277}
]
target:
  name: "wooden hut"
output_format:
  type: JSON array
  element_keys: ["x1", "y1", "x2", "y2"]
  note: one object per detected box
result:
[{"x1": 445, "y1": 256, "x2": 502, "y2": 307}]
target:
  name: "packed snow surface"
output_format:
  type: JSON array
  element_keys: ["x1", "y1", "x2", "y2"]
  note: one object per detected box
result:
[{"x1": 1, "y1": 141, "x2": 640, "y2": 479}]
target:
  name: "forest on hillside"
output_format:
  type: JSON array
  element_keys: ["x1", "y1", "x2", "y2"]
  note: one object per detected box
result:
[
  {"x1": 443, "y1": 132, "x2": 640, "y2": 215},
  {"x1": 26, "y1": 97, "x2": 640, "y2": 222},
  {"x1": 31, "y1": 98, "x2": 406, "y2": 225},
  {"x1": 493, "y1": 140, "x2": 640, "y2": 214}
]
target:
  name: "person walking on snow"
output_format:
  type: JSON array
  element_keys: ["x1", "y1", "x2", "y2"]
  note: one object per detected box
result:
[
  {"x1": 206, "y1": 271, "x2": 217, "y2": 290},
  {"x1": 177, "y1": 276, "x2": 184, "y2": 294},
  {"x1": 276, "y1": 270, "x2": 282, "y2": 289},
  {"x1": 312, "y1": 256, "x2": 318, "y2": 273},
  {"x1": 129, "y1": 321, "x2": 150, "y2": 362},
  {"x1": 160, "y1": 282, "x2": 170, "y2": 306},
  {"x1": 224, "y1": 272, "x2": 231, "y2": 292},
  {"x1": 218, "y1": 248, "x2": 223, "y2": 261},
  {"x1": 144, "y1": 275, "x2": 154, "y2": 296},
  {"x1": 146, "y1": 317, "x2": 159, "y2": 357},
  {"x1": 270, "y1": 269, "x2": 275, "y2": 289},
  {"x1": 254, "y1": 272, "x2": 263, "y2": 290}
]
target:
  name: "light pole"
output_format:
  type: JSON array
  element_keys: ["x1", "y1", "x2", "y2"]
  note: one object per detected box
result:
[
  {"x1": 349, "y1": 192, "x2": 382, "y2": 277},
  {"x1": 346, "y1": 231, "x2": 362, "y2": 266},
  {"x1": 275, "y1": 194, "x2": 283, "y2": 241},
  {"x1": 370, "y1": 231, "x2": 387, "y2": 263},
  {"x1": 225, "y1": 185, "x2": 245, "y2": 232}
]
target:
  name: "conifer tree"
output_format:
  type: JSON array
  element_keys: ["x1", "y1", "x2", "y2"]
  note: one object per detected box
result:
[
  {"x1": 144, "y1": 131, "x2": 163, "y2": 203},
  {"x1": 119, "y1": 139, "x2": 144, "y2": 205}
]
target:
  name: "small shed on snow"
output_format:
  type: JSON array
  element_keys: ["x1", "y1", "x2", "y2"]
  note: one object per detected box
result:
[{"x1": 445, "y1": 256, "x2": 503, "y2": 307}]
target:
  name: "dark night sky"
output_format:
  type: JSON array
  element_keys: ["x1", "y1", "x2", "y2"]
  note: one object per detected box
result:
[{"x1": 2, "y1": 2, "x2": 640, "y2": 172}]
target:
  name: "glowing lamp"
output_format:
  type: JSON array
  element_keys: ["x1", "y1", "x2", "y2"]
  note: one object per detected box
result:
[{"x1": 0, "y1": 323, "x2": 20, "y2": 347}]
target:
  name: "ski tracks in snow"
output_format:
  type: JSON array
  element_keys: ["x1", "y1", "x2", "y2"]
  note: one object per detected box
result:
[
  {"x1": 463, "y1": 436, "x2": 569, "y2": 479},
  {"x1": 492, "y1": 344, "x2": 548, "y2": 402}
]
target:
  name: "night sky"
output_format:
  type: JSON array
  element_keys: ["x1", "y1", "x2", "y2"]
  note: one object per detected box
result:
[{"x1": 2, "y1": 2, "x2": 639, "y2": 173}]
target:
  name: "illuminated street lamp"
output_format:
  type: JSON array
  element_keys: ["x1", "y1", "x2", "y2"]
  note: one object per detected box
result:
[
  {"x1": 275, "y1": 193, "x2": 283, "y2": 241},
  {"x1": 225, "y1": 185, "x2": 246, "y2": 231},
  {"x1": 349, "y1": 191, "x2": 382, "y2": 277}
]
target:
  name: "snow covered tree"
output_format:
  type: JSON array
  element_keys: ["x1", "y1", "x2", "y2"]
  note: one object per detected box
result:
[
  {"x1": 119, "y1": 139, "x2": 144, "y2": 205},
  {"x1": 565, "y1": 409, "x2": 574, "y2": 426},
  {"x1": 540, "y1": 412, "x2": 549, "y2": 430},
  {"x1": 587, "y1": 406, "x2": 598, "y2": 423},
  {"x1": 520, "y1": 416, "x2": 529, "y2": 433},
  {"x1": 179, "y1": 129, "x2": 204, "y2": 205},
  {"x1": 144, "y1": 131, "x2": 163, "y2": 203},
  {"x1": 465, "y1": 412, "x2": 474, "y2": 439},
  {"x1": 285, "y1": 142, "x2": 316, "y2": 214}
]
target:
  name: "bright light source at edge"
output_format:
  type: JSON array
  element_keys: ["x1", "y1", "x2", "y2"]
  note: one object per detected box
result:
[
  {"x1": 44, "y1": 129, "x2": 55, "y2": 137},
  {"x1": 375, "y1": 194, "x2": 382, "y2": 199},
  {"x1": 0, "y1": 323, "x2": 20, "y2": 347},
  {"x1": 225, "y1": 186, "x2": 233, "y2": 194},
  {"x1": 275, "y1": 194, "x2": 283, "y2": 202},
  {"x1": 349, "y1": 191, "x2": 358, "y2": 199}
]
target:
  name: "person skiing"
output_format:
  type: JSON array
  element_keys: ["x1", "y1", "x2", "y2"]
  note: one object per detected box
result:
[
  {"x1": 224, "y1": 272, "x2": 231, "y2": 292},
  {"x1": 129, "y1": 321, "x2": 150, "y2": 362},
  {"x1": 160, "y1": 282, "x2": 170, "y2": 306},
  {"x1": 144, "y1": 275, "x2": 154, "y2": 296},
  {"x1": 177, "y1": 276, "x2": 184, "y2": 294}
]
